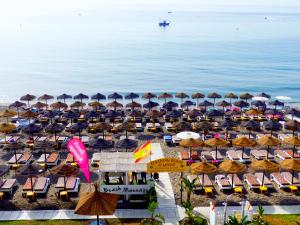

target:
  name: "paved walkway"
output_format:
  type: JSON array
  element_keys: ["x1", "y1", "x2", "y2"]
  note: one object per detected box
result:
[{"x1": 151, "y1": 143, "x2": 184, "y2": 224}]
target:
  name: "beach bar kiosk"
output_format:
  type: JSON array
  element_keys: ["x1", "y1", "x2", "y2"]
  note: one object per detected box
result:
[{"x1": 94, "y1": 152, "x2": 154, "y2": 206}]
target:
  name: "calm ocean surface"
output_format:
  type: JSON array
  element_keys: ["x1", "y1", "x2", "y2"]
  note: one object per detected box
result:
[{"x1": 0, "y1": 9, "x2": 300, "y2": 104}]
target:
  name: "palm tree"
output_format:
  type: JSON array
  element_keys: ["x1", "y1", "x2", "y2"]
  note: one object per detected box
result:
[
  {"x1": 182, "y1": 177, "x2": 197, "y2": 202},
  {"x1": 140, "y1": 200, "x2": 165, "y2": 225},
  {"x1": 181, "y1": 201, "x2": 207, "y2": 225},
  {"x1": 225, "y1": 215, "x2": 251, "y2": 225}
]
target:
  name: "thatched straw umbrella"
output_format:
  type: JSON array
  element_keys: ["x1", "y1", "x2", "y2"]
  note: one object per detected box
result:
[
  {"x1": 71, "y1": 101, "x2": 86, "y2": 110},
  {"x1": 21, "y1": 110, "x2": 38, "y2": 123},
  {"x1": 180, "y1": 138, "x2": 205, "y2": 159},
  {"x1": 251, "y1": 159, "x2": 279, "y2": 186},
  {"x1": 198, "y1": 100, "x2": 214, "y2": 111},
  {"x1": 0, "y1": 123, "x2": 16, "y2": 144},
  {"x1": 192, "y1": 93, "x2": 205, "y2": 106},
  {"x1": 126, "y1": 101, "x2": 142, "y2": 110},
  {"x1": 51, "y1": 101, "x2": 68, "y2": 113},
  {"x1": 219, "y1": 160, "x2": 246, "y2": 187},
  {"x1": 181, "y1": 100, "x2": 195, "y2": 111},
  {"x1": 91, "y1": 93, "x2": 106, "y2": 102},
  {"x1": 0, "y1": 109, "x2": 17, "y2": 123},
  {"x1": 106, "y1": 101, "x2": 123, "y2": 111},
  {"x1": 143, "y1": 92, "x2": 157, "y2": 102},
  {"x1": 9, "y1": 101, "x2": 26, "y2": 117},
  {"x1": 232, "y1": 136, "x2": 256, "y2": 159},
  {"x1": 20, "y1": 94, "x2": 36, "y2": 107},
  {"x1": 224, "y1": 93, "x2": 238, "y2": 105},
  {"x1": 38, "y1": 94, "x2": 54, "y2": 105},
  {"x1": 207, "y1": 92, "x2": 222, "y2": 105},
  {"x1": 125, "y1": 93, "x2": 139, "y2": 102},
  {"x1": 257, "y1": 135, "x2": 280, "y2": 160},
  {"x1": 205, "y1": 137, "x2": 228, "y2": 161},
  {"x1": 175, "y1": 92, "x2": 189, "y2": 104},
  {"x1": 190, "y1": 162, "x2": 217, "y2": 189},
  {"x1": 63, "y1": 110, "x2": 79, "y2": 124},
  {"x1": 117, "y1": 121, "x2": 136, "y2": 139},
  {"x1": 216, "y1": 100, "x2": 231, "y2": 112},
  {"x1": 173, "y1": 121, "x2": 192, "y2": 132},
  {"x1": 283, "y1": 136, "x2": 300, "y2": 158},
  {"x1": 75, "y1": 184, "x2": 119, "y2": 225},
  {"x1": 263, "y1": 120, "x2": 282, "y2": 136},
  {"x1": 88, "y1": 101, "x2": 103, "y2": 110},
  {"x1": 74, "y1": 93, "x2": 89, "y2": 103},
  {"x1": 285, "y1": 120, "x2": 300, "y2": 136},
  {"x1": 50, "y1": 164, "x2": 79, "y2": 190},
  {"x1": 158, "y1": 93, "x2": 173, "y2": 103},
  {"x1": 32, "y1": 102, "x2": 48, "y2": 110},
  {"x1": 143, "y1": 101, "x2": 159, "y2": 109},
  {"x1": 280, "y1": 159, "x2": 300, "y2": 185},
  {"x1": 57, "y1": 94, "x2": 72, "y2": 103},
  {"x1": 93, "y1": 122, "x2": 113, "y2": 139},
  {"x1": 193, "y1": 121, "x2": 212, "y2": 139},
  {"x1": 245, "y1": 109, "x2": 262, "y2": 116},
  {"x1": 233, "y1": 100, "x2": 249, "y2": 109},
  {"x1": 240, "y1": 93, "x2": 253, "y2": 102},
  {"x1": 108, "y1": 92, "x2": 123, "y2": 101}
]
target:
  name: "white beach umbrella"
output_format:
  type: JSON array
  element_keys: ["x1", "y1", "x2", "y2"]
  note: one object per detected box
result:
[
  {"x1": 275, "y1": 96, "x2": 291, "y2": 101},
  {"x1": 252, "y1": 96, "x2": 269, "y2": 102},
  {"x1": 176, "y1": 131, "x2": 200, "y2": 140}
]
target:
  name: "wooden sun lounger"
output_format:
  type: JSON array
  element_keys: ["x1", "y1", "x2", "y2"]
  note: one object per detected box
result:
[
  {"x1": 55, "y1": 177, "x2": 80, "y2": 193},
  {"x1": 227, "y1": 174, "x2": 243, "y2": 188},
  {"x1": 0, "y1": 179, "x2": 17, "y2": 195},
  {"x1": 251, "y1": 150, "x2": 274, "y2": 160},
  {"x1": 236, "y1": 150, "x2": 251, "y2": 162},
  {"x1": 275, "y1": 150, "x2": 291, "y2": 160},
  {"x1": 178, "y1": 150, "x2": 199, "y2": 160},
  {"x1": 37, "y1": 154, "x2": 49, "y2": 163},
  {"x1": 47, "y1": 152, "x2": 60, "y2": 166},
  {"x1": 226, "y1": 150, "x2": 240, "y2": 161},
  {"x1": 65, "y1": 153, "x2": 75, "y2": 164},
  {"x1": 244, "y1": 173, "x2": 260, "y2": 190},
  {"x1": 281, "y1": 172, "x2": 300, "y2": 186},
  {"x1": 284, "y1": 150, "x2": 300, "y2": 158},
  {"x1": 0, "y1": 165, "x2": 9, "y2": 177},
  {"x1": 201, "y1": 151, "x2": 214, "y2": 162},
  {"x1": 215, "y1": 175, "x2": 232, "y2": 190},
  {"x1": 188, "y1": 174, "x2": 213, "y2": 191},
  {"x1": 8, "y1": 154, "x2": 22, "y2": 164},
  {"x1": 18, "y1": 152, "x2": 32, "y2": 164},
  {"x1": 255, "y1": 173, "x2": 273, "y2": 188},
  {"x1": 172, "y1": 135, "x2": 181, "y2": 145},
  {"x1": 22, "y1": 177, "x2": 50, "y2": 195},
  {"x1": 270, "y1": 172, "x2": 290, "y2": 189},
  {"x1": 211, "y1": 150, "x2": 225, "y2": 161}
]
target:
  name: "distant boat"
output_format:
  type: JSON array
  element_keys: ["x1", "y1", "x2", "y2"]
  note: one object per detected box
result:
[{"x1": 159, "y1": 20, "x2": 170, "y2": 27}]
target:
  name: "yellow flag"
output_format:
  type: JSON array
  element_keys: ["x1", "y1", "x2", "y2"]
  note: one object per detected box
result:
[{"x1": 134, "y1": 141, "x2": 151, "y2": 163}]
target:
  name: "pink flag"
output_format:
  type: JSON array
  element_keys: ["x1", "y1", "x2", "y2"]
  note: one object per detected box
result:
[{"x1": 67, "y1": 138, "x2": 90, "y2": 182}]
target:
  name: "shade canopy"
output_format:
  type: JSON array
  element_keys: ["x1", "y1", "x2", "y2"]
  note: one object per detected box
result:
[
  {"x1": 283, "y1": 136, "x2": 300, "y2": 146},
  {"x1": 175, "y1": 92, "x2": 189, "y2": 99},
  {"x1": 0, "y1": 123, "x2": 16, "y2": 133},
  {"x1": 241, "y1": 120, "x2": 260, "y2": 129},
  {"x1": 205, "y1": 109, "x2": 223, "y2": 117},
  {"x1": 108, "y1": 92, "x2": 123, "y2": 100},
  {"x1": 57, "y1": 93, "x2": 72, "y2": 101},
  {"x1": 198, "y1": 100, "x2": 214, "y2": 107},
  {"x1": 63, "y1": 110, "x2": 79, "y2": 119},
  {"x1": 285, "y1": 120, "x2": 300, "y2": 132},
  {"x1": 71, "y1": 101, "x2": 86, "y2": 108},
  {"x1": 75, "y1": 184, "x2": 119, "y2": 216},
  {"x1": 51, "y1": 101, "x2": 68, "y2": 109},
  {"x1": 256, "y1": 92, "x2": 271, "y2": 99},
  {"x1": 263, "y1": 120, "x2": 282, "y2": 131},
  {"x1": 257, "y1": 135, "x2": 280, "y2": 146},
  {"x1": 106, "y1": 101, "x2": 123, "y2": 109},
  {"x1": 187, "y1": 109, "x2": 203, "y2": 118},
  {"x1": 190, "y1": 162, "x2": 217, "y2": 174},
  {"x1": 207, "y1": 92, "x2": 222, "y2": 99},
  {"x1": 251, "y1": 159, "x2": 279, "y2": 172},
  {"x1": 105, "y1": 110, "x2": 121, "y2": 119},
  {"x1": 280, "y1": 159, "x2": 300, "y2": 171},
  {"x1": 126, "y1": 101, "x2": 142, "y2": 109},
  {"x1": 165, "y1": 110, "x2": 182, "y2": 118},
  {"x1": 38, "y1": 94, "x2": 54, "y2": 101},
  {"x1": 158, "y1": 92, "x2": 173, "y2": 100},
  {"x1": 9, "y1": 101, "x2": 26, "y2": 109},
  {"x1": 251, "y1": 100, "x2": 266, "y2": 107},
  {"x1": 219, "y1": 160, "x2": 246, "y2": 174},
  {"x1": 180, "y1": 138, "x2": 204, "y2": 148},
  {"x1": 193, "y1": 121, "x2": 212, "y2": 131},
  {"x1": 91, "y1": 93, "x2": 106, "y2": 101},
  {"x1": 216, "y1": 100, "x2": 231, "y2": 107},
  {"x1": 181, "y1": 100, "x2": 195, "y2": 108},
  {"x1": 192, "y1": 93, "x2": 205, "y2": 99},
  {"x1": 74, "y1": 93, "x2": 89, "y2": 100},
  {"x1": 32, "y1": 102, "x2": 48, "y2": 109},
  {"x1": 20, "y1": 94, "x2": 36, "y2": 101},
  {"x1": 145, "y1": 110, "x2": 162, "y2": 118},
  {"x1": 205, "y1": 137, "x2": 228, "y2": 147},
  {"x1": 45, "y1": 123, "x2": 64, "y2": 133},
  {"x1": 143, "y1": 101, "x2": 159, "y2": 109},
  {"x1": 233, "y1": 100, "x2": 249, "y2": 108},
  {"x1": 21, "y1": 111, "x2": 38, "y2": 119},
  {"x1": 88, "y1": 101, "x2": 103, "y2": 108},
  {"x1": 142, "y1": 92, "x2": 157, "y2": 99},
  {"x1": 232, "y1": 136, "x2": 256, "y2": 147},
  {"x1": 224, "y1": 93, "x2": 238, "y2": 99},
  {"x1": 163, "y1": 101, "x2": 178, "y2": 109},
  {"x1": 245, "y1": 109, "x2": 262, "y2": 115},
  {"x1": 22, "y1": 124, "x2": 42, "y2": 134},
  {"x1": 125, "y1": 92, "x2": 139, "y2": 100},
  {"x1": 0, "y1": 109, "x2": 17, "y2": 118},
  {"x1": 240, "y1": 93, "x2": 253, "y2": 100}
]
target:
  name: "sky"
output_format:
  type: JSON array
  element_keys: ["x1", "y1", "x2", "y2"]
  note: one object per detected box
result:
[{"x1": 1, "y1": 0, "x2": 300, "y2": 18}]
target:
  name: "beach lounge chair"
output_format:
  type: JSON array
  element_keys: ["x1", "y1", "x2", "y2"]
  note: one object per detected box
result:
[
  {"x1": 10, "y1": 136, "x2": 21, "y2": 142},
  {"x1": 255, "y1": 172, "x2": 273, "y2": 188},
  {"x1": 211, "y1": 150, "x2": 225, "y2": 161},
  {"x1": 275, "y1": 150, "x2": 291, "y2": 160},
  {"x1": 281, "y1": 172, "x2": 300, "y2": 187},
  {"x1": 65, "y1": 153, "x2": 75, "y2": 164},
  {"x1": 18, "y1": 152, "x2": 32, "y2": 164},
  {"x1": 251, "y1": 150, "x2": 274, "y2": 160},
  {"x1": 226, "y1": 150, "x2": 240, "y2": 161},
  {"x1": 0, "y1": 178, "x2": 17, "y2": 195},
  {"x1": 8, "y1": 154, "x2": 22, "y2": 165},
  {"x1": 163, "y1": 135, "x2": 172, "y2": 145},
  {"x1": 74, "y1": 136, "x2": 89, "y2": 145},
  {"x1": 227, "y1": 174, "x2": 244, "y2": 188},
  {"x1": 236, "y1": 150, "x2": 251, "y2": 162},
  {"x1": 55, "y1": 177, "x2": 80, "y2": 194},
  {"x1": 187, "y1": 174, "x2": 213, "y2": 191},
  {"x1": 57, "y1": 136, "x2": 68, "y2": 143},
  {"x1": 164, "y1": 122, "x2": 174, "y2": 132},
  {"x1": 46, "y1": 152, "x2": 60, "y2": 166},
  {"x1": 284, "y1": 150, "x2": 300, "y2": 159},
  {"x1": 0, "y1": 165, "x2": 9, "y2": 177},
  {"x1": 201, "y1": 151, "x2": 214, "y2": 162},
  {"x1": 0, "y1": 136, "x2": 12, "y2": 144},
  {"x1": 91, "y1": 153, "x2": 101, "y2": 167},
  {"x1": 37, "y1": 154, "x2": 49, "y2": 163},
  {"x1": 270, "y1": 172, "x2": 290, "y2": 189},
  {"x1": 178, "y1": 150, "x2": 199, "y2": 160},
  {"x1": 244, "y1": 173, "x2": 260, "y2": 190},
  {"x1": 215, "y1": 175, "x2": 232, "y2": 190},
  {"x1": 135, "y1": 123, "x2": 143, "y2": 132},
  {"x1": 36, "y1": 136, "x2": 48, "y2": 142},
  {"x1": 22, "y1": 177, "x2": 50, "y2": 196}
]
